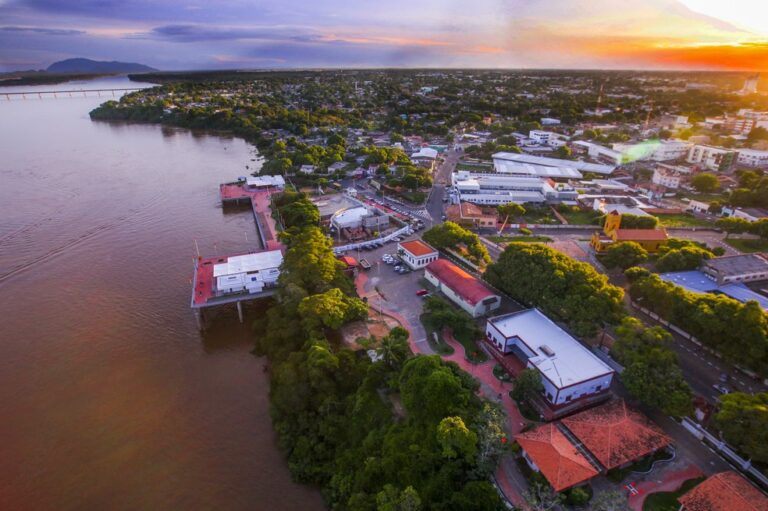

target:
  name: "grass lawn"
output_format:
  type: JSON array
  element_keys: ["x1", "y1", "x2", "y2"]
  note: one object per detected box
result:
[
  {"x1": 725, "y1": 238, "x2": 768, "y2": 253},
  {"x1": 488, "y1": 235, "x2": 553, "y2": 244},
  {"x1": 560, "y1": 209, "x2": 601, "y2": 225},
  {"x1": 452, "y1": 327, "x2": 488, "y2": 363},
  {"x1": 643, "y1": 477, "x2": 705, "y2": 511},
  {"x1": 656, "y1": 214, "x2": 713, "y2": 228},
  {"x1": 419, "y1": 313, "x2": 455, "y2": 356}
]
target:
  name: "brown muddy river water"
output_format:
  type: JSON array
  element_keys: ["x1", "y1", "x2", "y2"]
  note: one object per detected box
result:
[{"x1": 0, "y1": 77, "x2": 323, "y2": 510}]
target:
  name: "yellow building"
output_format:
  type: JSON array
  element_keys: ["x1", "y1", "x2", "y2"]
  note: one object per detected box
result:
[{"x1": 591, "y1": 211, "x2": 668, "y2": 253}]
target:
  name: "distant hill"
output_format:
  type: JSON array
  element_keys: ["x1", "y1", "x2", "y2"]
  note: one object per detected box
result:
[{"x1": 47, "y1": 58, "x2": 157, "y2": 74}]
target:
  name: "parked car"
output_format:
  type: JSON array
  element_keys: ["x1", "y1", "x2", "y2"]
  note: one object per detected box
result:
[
  {"x1": 718, "y1": 373, "x2": 729, "y2": 383},
  {"x1": 713, "y1": 384, "x2": 731, "y2": 395},
  {"x1": 416, "y1": 289, "x2": 429, "y2": 296}
]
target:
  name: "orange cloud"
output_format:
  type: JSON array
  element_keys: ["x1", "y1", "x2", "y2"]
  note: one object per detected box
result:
[{"x1": 636, "y1": 41, "x2": 768, "y2": 70}]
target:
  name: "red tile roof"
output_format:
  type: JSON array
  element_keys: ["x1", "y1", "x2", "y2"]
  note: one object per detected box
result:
[
  {"x1": 561, "y1": 399, "x2": 671, "y2": 470},
  {"x1": 425, "y1": 259, "x2": 497, "y2": 305},
  {"x1": 339, "y1": 256, "x2": 358, "y2": 267},
  {"x1": 679, "y1": 471, "x2": 768, "y2": 511},
  {"x1": 515, "y1": 423, "x2": 599, "y2": 492},
  {"x1": 400, "y1": 239, "x2": 438, "y2": 257},
  {"x1": 615, "y1": 228, "x2": 669, "y2": 241}
]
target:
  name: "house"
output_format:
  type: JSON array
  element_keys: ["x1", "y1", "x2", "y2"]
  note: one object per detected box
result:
[
  {"x1": 651, "y1": 164, "x2": 685, "y2": 189},
  {"x1": 516, "y1": 399, "x2": 671, "y2": 491},
  {"x1": 485, "y1": 309, "x2": 614, "y2": 407},
  {"x1": 702, "y1": 254, "x2": 768, "y2": 285},
  {"x1": 397, "y1": 240, "x2": 439, "y2": 270},
  {"x1": 571, "y1": 141, "x2": 624, "y2": 165},
  {"x1": 529, "y1": 130, "x2": 569, "y2": 147},
  {"x1": 213, "y1": 250, "x2": 282, "y2": 296},
  {"x1": 515, "y1": 423, "x2": 600, "y2": 492},
  {"x1": 327, "y1": 161, "x2": 348, "y2": 174},
  {"x1": 299, "y1": 164, "x2": 317, "y2": 175},
  {"x1": 424, "y1": 259, "x2": 501, "y2": 317},
  {"x1": 590, "y1": 211, "x2": 669, "y2": 253},
  {"x1": 446, "y1": 202, "x2": 498, "y2": 228},
  {"x1": 686, "y1": 199, "x2": 710, "y2": 214},
  {"x1": 245, "y1": 175, "x2": 286, "y2": 189},
  {"x1": 678, "y1": 471, "x2": 768, "y2": 511},
  {"x1": 541, "y1": 117, "x2": 561, "y2": 126},
  {"x1": 560, "y1": 399, "x2": 671, "y2": 470}
]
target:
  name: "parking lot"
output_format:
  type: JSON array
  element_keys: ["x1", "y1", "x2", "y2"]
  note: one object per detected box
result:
[{"x1": 351, "y1": 240, "x2": 435, "y2": 353}]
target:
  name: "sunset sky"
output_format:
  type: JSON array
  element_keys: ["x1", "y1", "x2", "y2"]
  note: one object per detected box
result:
[{"x1": 1, "y1": 0, "x2": 767, "y2": 72}]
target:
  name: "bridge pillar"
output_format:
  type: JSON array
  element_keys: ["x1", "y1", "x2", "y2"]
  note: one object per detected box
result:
[
  {"x1": 237, "y1": 301, "x2": 244, "y2": 323},
  {"x1": 194, "y1": 309, "x2": 205, "y2": 330}
]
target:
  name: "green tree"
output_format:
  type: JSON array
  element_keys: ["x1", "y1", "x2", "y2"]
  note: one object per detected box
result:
[
  {"x1": 484, "y1": 243, "x2": 625, "y2": 336},
  {"x1": 601, "y1": 241, "x2": 648, "y2": 270},
  {"x1": 437, "y1": 416, "x2": 478, "y2": 461},
  {"x1": 298, "y1": 288, "x2": 367, "y2": 332},
  {"x1": 376, "y1": 485, "x2": 422, "y2": 511},
  {"x1": 377, "y1": 327, "x2": 411, "y2": 370},
  {"x1": 655, "y1": 245, "x2": 713, "y2": 272},
  {"x1": 497, "y1": 203, "x2": 525, "y2": 221},
  {"x1": 511, "y1": 368, "x2": 544, "y2": 403},
  {"x1": 524, "y1": 482, "x2": 563, "y2": 511},
  {"x1": 422, "y1": 222, "x2": 491, "y2": 265},
  {"x1": 715, "y1": 216, "x2": 751, "y2": 239},
  {"x1": 399, "y1": 356, "x2": 473, "y2": 423},
  {"x1": 613, "y1": 317, "x2": 693, "y2": 416},
  {"x1": 691, "y1": 172, "x2": 720, "y2": 193},
  {"x1": 715, "y1": 392, "x2": 768, "y2": 463},
  {"x1": 556, "y1": 145, "x2": 573, "y2": 159}
]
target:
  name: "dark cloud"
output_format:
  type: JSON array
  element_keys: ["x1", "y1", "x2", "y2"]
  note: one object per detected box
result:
[
  {"x1": 143, "y1": 24, "x2": 321, "y2": 43},
  {"x1": 0, "y1": 25, "x2": 84, "y2": 35}
]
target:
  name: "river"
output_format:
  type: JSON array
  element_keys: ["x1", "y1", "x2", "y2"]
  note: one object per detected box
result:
[{"x1": 0, "y1": 77, "x2": 323, "y2": 510}]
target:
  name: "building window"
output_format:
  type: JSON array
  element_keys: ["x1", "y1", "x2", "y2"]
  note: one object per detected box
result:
[
  {"x1": 546, "y1": 393, "x2": 554, "y2": 402},
  {"x1": 595, "y1": 385, "x2": 602, "y2": 392},
  {"x1": 565, "y1": 395, "x2": 572, "y2": 402}
]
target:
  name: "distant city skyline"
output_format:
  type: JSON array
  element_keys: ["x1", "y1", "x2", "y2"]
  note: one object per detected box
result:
[{"x1": 1, "y1": 0, "x2": 767, "y2": 72}]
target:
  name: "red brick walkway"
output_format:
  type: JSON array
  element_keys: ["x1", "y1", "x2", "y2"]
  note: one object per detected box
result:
[{"x1": 628, "y1": 463, "x2": 704, "y2": 511}]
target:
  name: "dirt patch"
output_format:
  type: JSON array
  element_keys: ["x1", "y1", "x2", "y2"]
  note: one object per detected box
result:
[{"x1": 339, "y1": 309, "x2": 405, "y2": 349}]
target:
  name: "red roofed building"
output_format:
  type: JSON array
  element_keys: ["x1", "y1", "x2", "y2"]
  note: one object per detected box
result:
[
  {"x1": 591, "y1": 211, "x2": 669, "y2": 253},
  {"x1": 515, "y1": 423, "x2": 600, "y2": 492},
  {"x1": 679, "y1": 471, "x2": 768, "y2": 511},
  {"x1": 398, "y1": 240, "x2": 439, "y2": 269},
  {"x1": 561, "y1": 399, "x2": 671, "y2": 470},
  {"x1": 425, "y1": 259, "x2": 500, "y2": 317}
]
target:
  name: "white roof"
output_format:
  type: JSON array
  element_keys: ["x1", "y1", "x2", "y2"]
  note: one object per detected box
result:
[
  {"x1": 213, "y1": 250, "x2": 283, "y2": 277},
  {"x1": 332, "y1": 206, "x2": 369, "y2": 225},
  {"x1": 493, "y1": 159, "x2": 583, "y2": 179},
  {"x1": 492, "y1": 152, "x2": 615, "y2": 175},
  {"x1": 412, "y1": 147, "x2": 438, "y2": 159},
  {"x1": 246, "y1": 175, "x2": 285, "y2": 187},
  {"x1": 488, "y1": 309, "x2": 613, "y2": 388}
]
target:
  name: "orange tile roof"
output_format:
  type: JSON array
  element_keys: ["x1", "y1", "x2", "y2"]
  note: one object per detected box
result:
[
  {"x1": 426, "y1": 259, "x2": 497, "y2": 305},
  {"x1": 400, "y1": 239, "x2": 437, "y2": 257},
  {"x1": 515, "y1": 423, "x2": 599, "y2": 492},
  {"x1": 561, "y1": 400, "x2": 671, "y2": 470},
  {"x1": 679, "y1": 471, "x2": 768, "y2": 511},
  {"x1": 615, "y1": 228, "x2": 668, "y2": 241},
  {"x1": 338, "y1": 256, "x2": 358, "y2": 267}
]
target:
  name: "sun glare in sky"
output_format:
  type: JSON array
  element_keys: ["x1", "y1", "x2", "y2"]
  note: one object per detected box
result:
[{"x1": 679, "y1": 0, "x2": 768, "y2": 35}]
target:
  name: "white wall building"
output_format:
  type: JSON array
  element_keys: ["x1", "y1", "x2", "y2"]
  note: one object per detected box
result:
[
  {"x1": 652, "y1": 164, "x2": 685, "y2": 189},
  {"x1": 613, "y1": 139, "x2": 692, "y2": 162},
  {"x1": 485, "y1": 309, "x2": 614, "y2": 405},
  {"x1": 452, "y1": 171, "x2": 578, "y2": 205},
  {"x1": 529, "y1": 130, "x2": 569, "y2": 147},
  {"x1": 737, "y1": 149, "x2": 768, "y2": 169},
  {"x1": 687, "y1": 145, "x2": 738, "y2": 171},
  {"x1": 492, "y1": 152, "x2": 615, "y2": 176},
  {"x1": 397, "y1": 240, "x2": 439, "y2": 270},
  {"x1": 246, "y1": 175, "x2": 286, "y2": 189},
  {"x1": 213, "y1": 250, "x2": 282, "y2": 296},
  {"x1": 572, "y1": 141, "x2": 624, "y2": 165}
]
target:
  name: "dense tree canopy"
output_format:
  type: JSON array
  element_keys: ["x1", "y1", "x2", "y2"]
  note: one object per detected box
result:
[
  {"x1": 601, "y1": 241, "x2": 648, "y2": 270},
  {"x1": 484, "y1": 243, "x2": 625, "y2": 336},
  {"x1": 628, "y1": 272, "x2": 768, "y2": 375},
  {"x1": 715, "y1": 392, "x2": 768, "y2": 463},
  {"x1": 422, "y1": 222, "x2": 491, "y2": 266},
  {"x1": 691, "y1": 172, "x2": 720, "y2": 193},
  {"x1": 612, "y1": 318, "x2": 693, "y2": 416}
]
